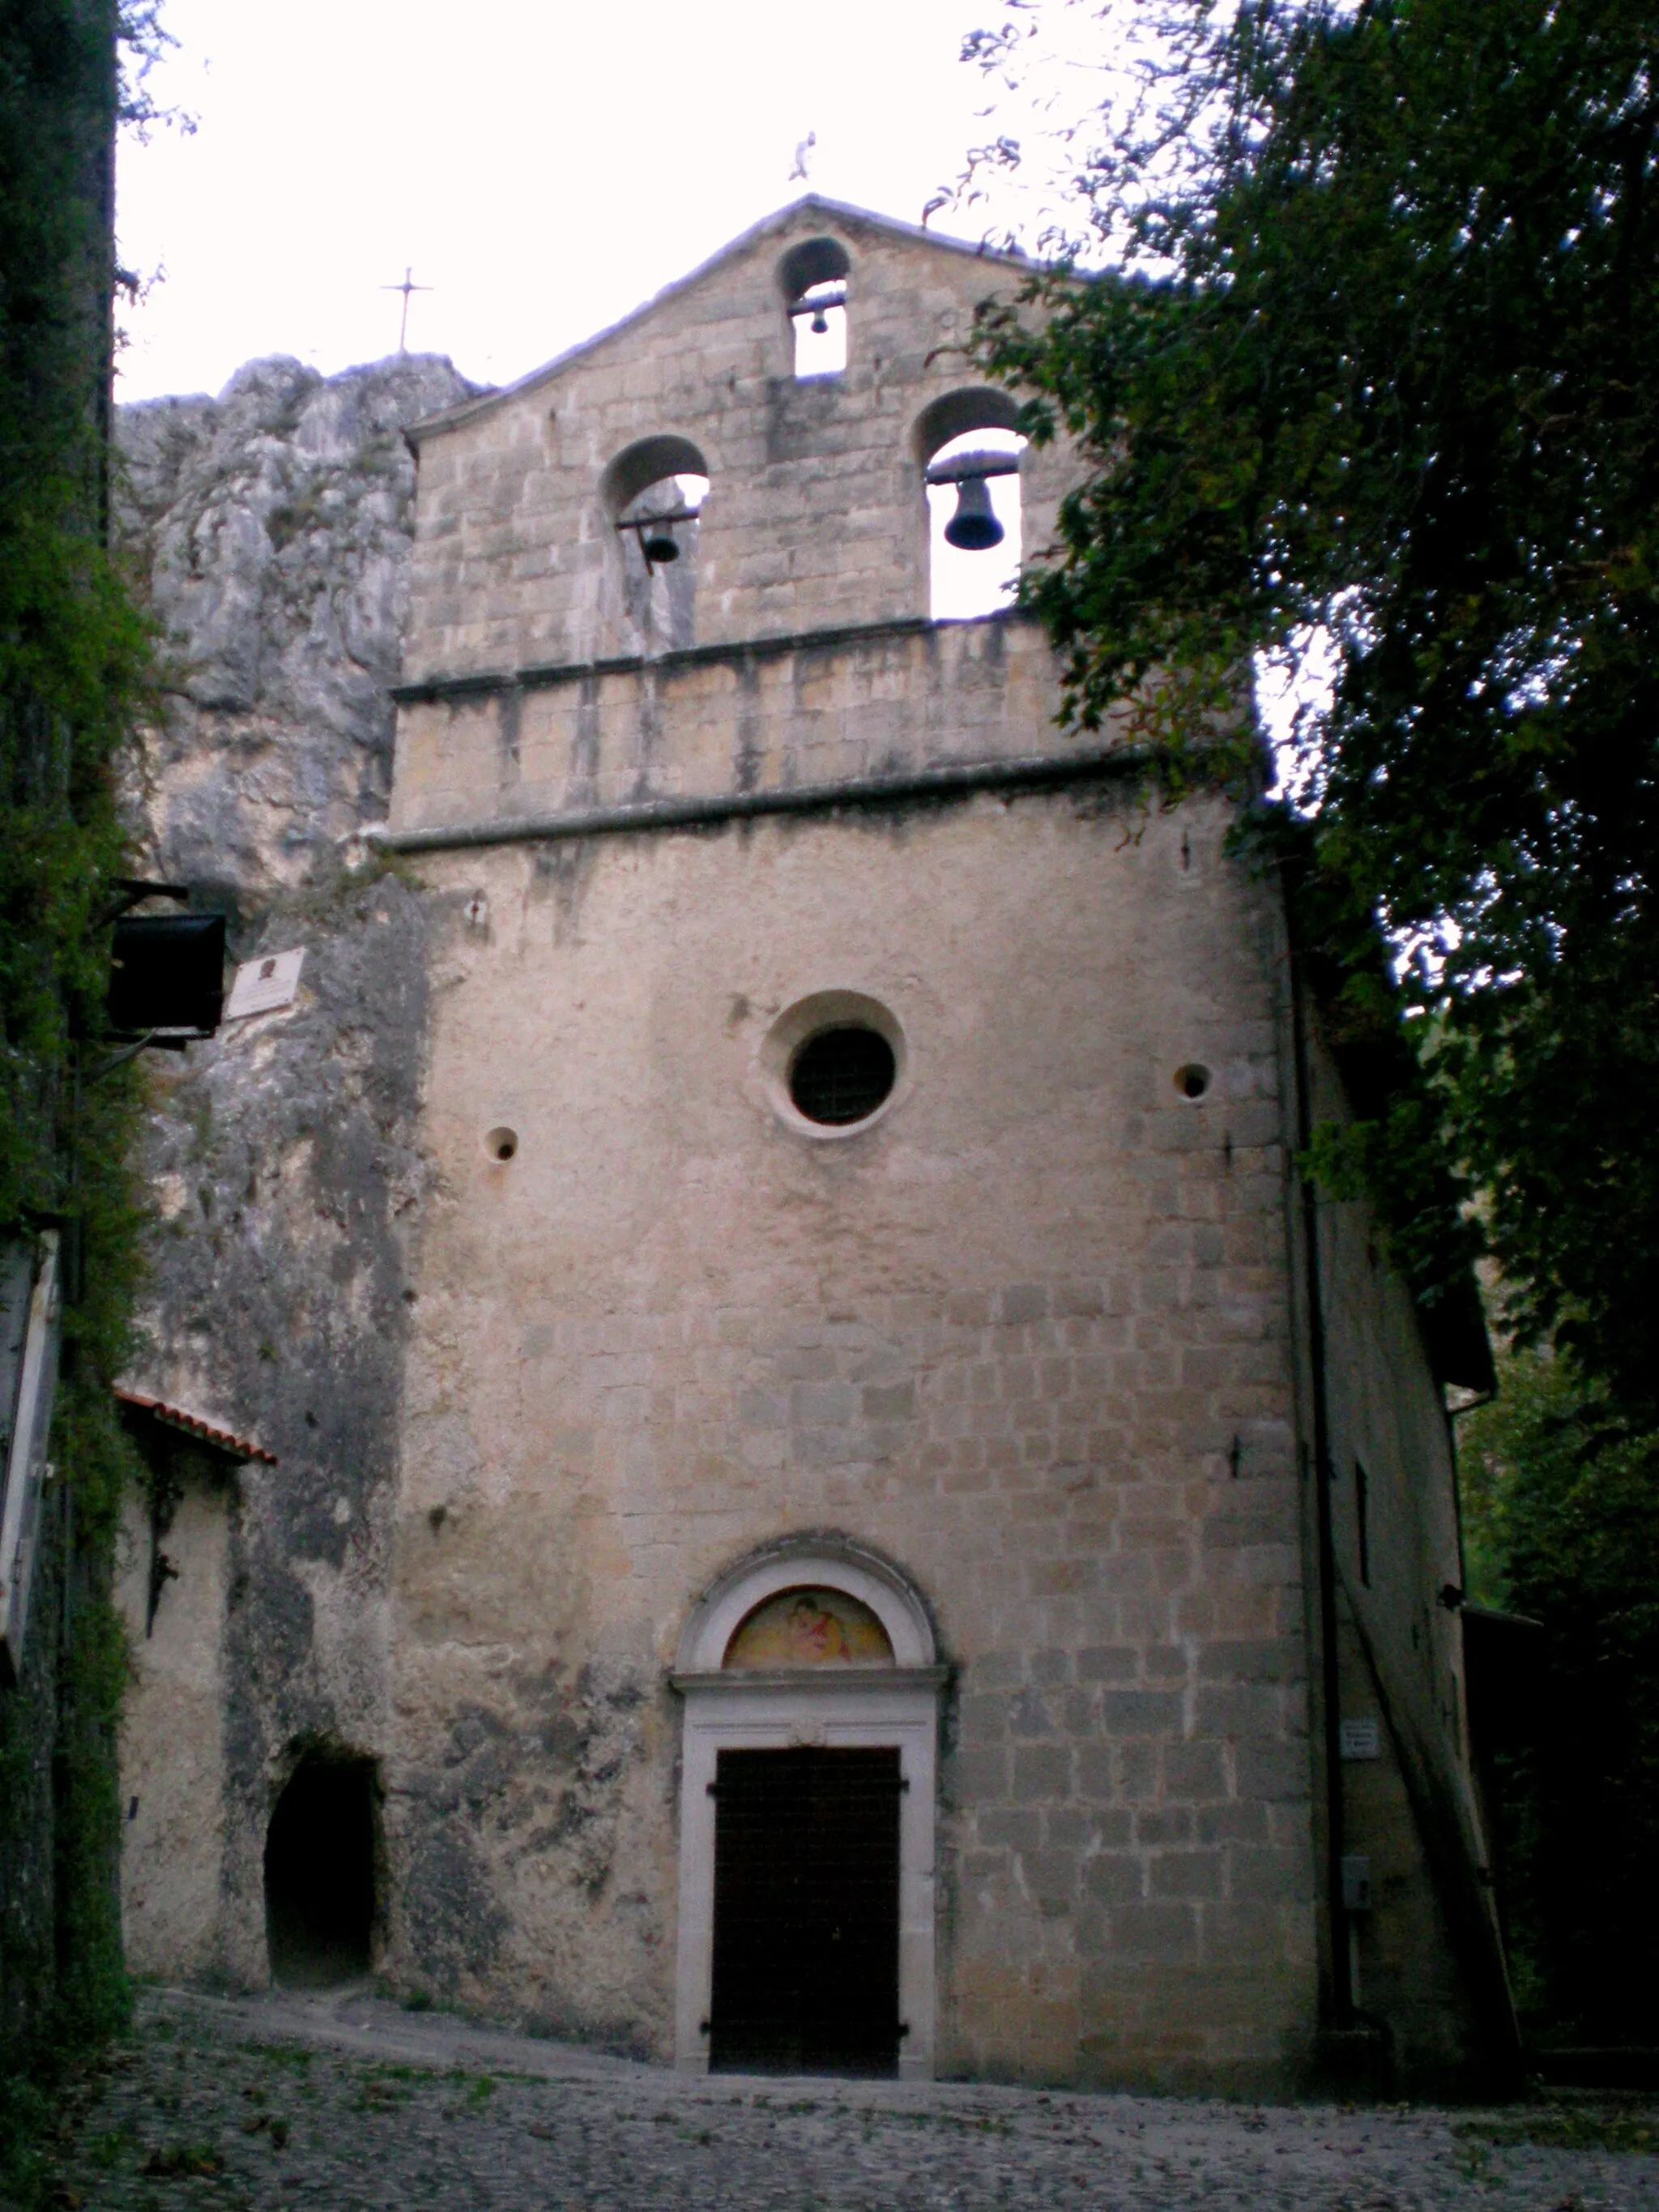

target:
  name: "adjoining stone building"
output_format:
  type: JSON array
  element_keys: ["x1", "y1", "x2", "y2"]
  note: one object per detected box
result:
[{"x1": 116, "y1": 198, "x2": 1518, "y2": 2095}]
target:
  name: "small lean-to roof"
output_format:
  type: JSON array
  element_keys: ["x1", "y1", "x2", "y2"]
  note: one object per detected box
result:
[
  {"x1": 403, "y1": 194, "x2": 1045, "y2": 447},
  {"x1": 115, "y1": 1386, "x2": 278, "y2": 1466}
]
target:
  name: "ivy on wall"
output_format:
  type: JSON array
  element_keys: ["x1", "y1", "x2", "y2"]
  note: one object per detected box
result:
[{"x1": 1, "y1": 0, "x2": 166, "y2": 2171}]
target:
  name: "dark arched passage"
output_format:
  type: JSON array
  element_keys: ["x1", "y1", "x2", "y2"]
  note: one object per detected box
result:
[{"x1": 264, "y1": 1751, "x2": 378, "y2": 1987}]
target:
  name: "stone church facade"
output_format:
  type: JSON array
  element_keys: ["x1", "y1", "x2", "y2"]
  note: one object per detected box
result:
[{"x1": 115, "y1": 199, "x2": 1516, "y2": 2095}]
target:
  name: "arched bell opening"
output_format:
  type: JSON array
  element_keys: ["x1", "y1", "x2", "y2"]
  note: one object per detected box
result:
[
  {"x1": 601, "y1": 433, "x2": 710, "y2": 653},
  {"x1": 914, "y1": 389, "x2": 1026, "y2": 622},
  {"x1": 780, "y1": 236, "x2": 851, "y2": 378},
  {"x1": 263, "y1": 1746, "x2": 380, "y2": 1988}
]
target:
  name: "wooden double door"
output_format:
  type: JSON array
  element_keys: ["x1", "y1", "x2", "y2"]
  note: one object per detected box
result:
[{"x1": 708, "y1": 1745, "x2": 902, "y2": 2077}]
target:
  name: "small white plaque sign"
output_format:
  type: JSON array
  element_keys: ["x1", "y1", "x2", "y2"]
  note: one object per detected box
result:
[
  {"x1": 224, "y1": 948, "x2": 305, "y2": 1023},
  {"x1": 1339, "y1": 1716, "x2": 1381, "y2": 1761}
]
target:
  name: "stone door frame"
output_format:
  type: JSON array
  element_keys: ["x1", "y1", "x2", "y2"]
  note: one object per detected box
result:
[{"x1": 670, "y1": 1539, "x2": 945, "y2": 2081}]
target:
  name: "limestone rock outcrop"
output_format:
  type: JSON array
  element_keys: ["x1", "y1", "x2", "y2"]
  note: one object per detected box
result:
[
  {"x1": 113, "y1": 356, "x2": 480, "y2": 1988},
  {"x1": 117, "y1": 352, "x2": 478, "y2": 893}
]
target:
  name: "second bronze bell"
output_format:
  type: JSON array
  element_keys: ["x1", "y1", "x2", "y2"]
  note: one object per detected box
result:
[{"x1": 943, "y1": 473, "x2": 1004, "y2": 553}]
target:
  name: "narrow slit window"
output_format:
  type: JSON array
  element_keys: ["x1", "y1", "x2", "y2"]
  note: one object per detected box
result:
[{"x1": 1355, "y1": 1458, "x2": 1371, "y2": 1587}]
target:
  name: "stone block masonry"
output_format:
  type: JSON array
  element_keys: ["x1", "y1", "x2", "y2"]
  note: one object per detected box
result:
[
  {"x1": 110, "y1": 198, "x2": 1507, "y2": 2099},
  {"x1": 390, "y1": 772, "x2": 1316, "y2": 2089}
]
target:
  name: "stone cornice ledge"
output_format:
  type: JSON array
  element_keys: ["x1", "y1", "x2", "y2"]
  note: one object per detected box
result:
[
  {"x1": 390, "y1": 610, "x2": 1039, "y2": 706},
  {"x1": 670, "y1": 1666, "x2": 952, "y2": 1695},
  {"x1": 372, "y1": 743, "x2": 1150, "y2": 854}
]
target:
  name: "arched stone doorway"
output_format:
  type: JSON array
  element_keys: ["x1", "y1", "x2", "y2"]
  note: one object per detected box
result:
[
  {"x1": 264, "y1": 1749, "x2": 378, "y2": 1987},
  {"x1": 672, "y1": 1537, "x2": 945, "y2": 2079}
]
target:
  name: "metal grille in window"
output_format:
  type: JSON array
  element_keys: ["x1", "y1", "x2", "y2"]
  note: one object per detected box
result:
[{"x1": 788, "y1": 1027, "x2": 896, "y2": 1126}]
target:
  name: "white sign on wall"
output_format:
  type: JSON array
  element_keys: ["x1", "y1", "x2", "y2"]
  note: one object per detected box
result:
[
  {"x1": 224, "y1": 947, "x2": 305, "y2": 1022},
  {"x1": 1339, "y1": 1717, "x2": 1382, "y2": 1761}
]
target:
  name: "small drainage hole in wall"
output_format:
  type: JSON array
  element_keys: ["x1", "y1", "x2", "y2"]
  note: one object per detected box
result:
[
  {"x1": 484, "y1": 1126, "x2": 518, "y2": 1161},
  {"x1": 1175, "y1": 1064, "x2": 1212, "y2": 1101},
  {"x1": 264, "y1": 1754, "x2": 377, "y2": 1988},
  {"x1": 789, "y1": 1027, "x2": 897, "y2": 1126}
]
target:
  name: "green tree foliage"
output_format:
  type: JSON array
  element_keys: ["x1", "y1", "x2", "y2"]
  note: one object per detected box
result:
[
  {"x1": 1, "y1": 0, "x2": 167, "y2": 2145},
  {"x1": 968, "y1": 0, "x2": 1658, "y2": 1413},
  {"x1": 1462, "y1": 1357, "x2": 1659, "y2": 2039},
  {"x1": 1, "y1": 0, "x2": 157, "y2": 1225}
]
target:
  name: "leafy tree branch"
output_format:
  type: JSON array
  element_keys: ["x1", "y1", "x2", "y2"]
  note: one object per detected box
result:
[{"x1": 966, "y1": 0, "x2": 1658, "y2": 1413}]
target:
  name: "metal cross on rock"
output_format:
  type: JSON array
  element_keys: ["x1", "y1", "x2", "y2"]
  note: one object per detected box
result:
[{"x1": 382, "y1": 267, "x2": 432, "y2": 353}]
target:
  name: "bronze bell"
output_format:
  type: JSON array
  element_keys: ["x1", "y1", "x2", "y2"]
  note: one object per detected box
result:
[
  {"x1": 641, "y1": 519, "x2": 680, "y2": 565},
  {"x1": 943, "y1": 472, "x2": 1004, "y2": 552},
  {"x1": 810, "y1": 305, "x2": 830, "y2": 335}
]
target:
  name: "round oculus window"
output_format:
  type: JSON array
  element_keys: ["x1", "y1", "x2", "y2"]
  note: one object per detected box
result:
[{"x1": 787, "y1": 1025, "x2": 897, "y2": 1127}]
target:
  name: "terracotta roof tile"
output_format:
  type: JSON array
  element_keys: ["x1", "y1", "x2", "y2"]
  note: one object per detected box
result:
[{"x1": 114, "y1": 1387, "x2": 278, "y2": 1465}]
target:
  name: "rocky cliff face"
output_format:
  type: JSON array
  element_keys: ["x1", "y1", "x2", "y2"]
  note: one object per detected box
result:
[
  {"x1": 117, "y1": 352, "x2": 476, "y2": 894},
  {"x1": 113, "y1": 354, "x2": 482, "y2": 1993},
  {"x1": 117, "y1": 354, "x2": 676, "y2": 2033}
]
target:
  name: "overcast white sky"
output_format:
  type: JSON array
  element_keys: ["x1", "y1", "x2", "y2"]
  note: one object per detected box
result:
[{"x1": 115, "y1": 0, "x2": 1085, "y2": 404}]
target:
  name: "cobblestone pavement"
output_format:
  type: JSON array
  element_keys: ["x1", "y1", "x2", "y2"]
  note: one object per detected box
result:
[{"x1": 45, "y1": 1987, "x2": 1659, "y2": 2211}]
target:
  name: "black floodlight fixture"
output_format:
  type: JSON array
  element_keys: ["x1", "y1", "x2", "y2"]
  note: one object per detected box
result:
[{"x1": 105, "y1": 883, "x2": 225, "y2": 1045}]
